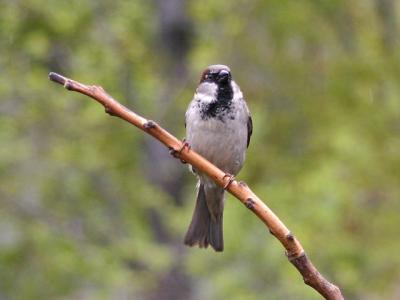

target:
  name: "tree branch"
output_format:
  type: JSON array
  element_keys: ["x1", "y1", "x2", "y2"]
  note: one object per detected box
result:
[{"x1": 48, "y1": 72, "x2": 344, "y2": 300}]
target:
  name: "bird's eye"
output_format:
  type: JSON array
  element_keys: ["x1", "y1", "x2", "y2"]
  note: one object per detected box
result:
[{"x1": 206, "y1": 73, "x2": 216, "y2": 80}]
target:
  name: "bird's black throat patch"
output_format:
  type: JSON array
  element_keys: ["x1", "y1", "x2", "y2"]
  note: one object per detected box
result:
[{"x1": 200, "y1": 82, "x2": 234, "y2": 121}]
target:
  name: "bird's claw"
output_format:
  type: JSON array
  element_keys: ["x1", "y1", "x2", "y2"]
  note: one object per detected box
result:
[
  {"x1": 169, "y1": 139, "x2": 191, "y2": 163},
  {"x1": 222, "y1": 173, "x2": 235, "y2": 190}
]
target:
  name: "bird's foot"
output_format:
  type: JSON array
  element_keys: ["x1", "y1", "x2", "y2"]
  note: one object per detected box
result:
[
  {"x1": 222, "y1": 173, "x2": 235, "y2": 190},
  {"x1": 169, "y1": 139, "x2": 191, "y2": 163}
]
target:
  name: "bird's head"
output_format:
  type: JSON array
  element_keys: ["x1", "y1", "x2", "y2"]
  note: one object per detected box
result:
[{"x1": 200, "y1": 65, "x2": 232, "y2": 85}]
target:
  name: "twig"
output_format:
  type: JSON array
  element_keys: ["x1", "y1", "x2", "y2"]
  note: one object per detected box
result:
[{"x1": 48, "y1": 72, "x2": 344, "y2": 300}]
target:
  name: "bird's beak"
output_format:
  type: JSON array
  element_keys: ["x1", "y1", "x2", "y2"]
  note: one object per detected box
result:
[{"x1": 218, "y1": 70, "x2": 230, "y2": 83}]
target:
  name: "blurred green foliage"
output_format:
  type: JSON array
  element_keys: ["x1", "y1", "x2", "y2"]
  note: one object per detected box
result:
[{"x1": 1, "y1": 0, "x2": 400, "y2": 299}]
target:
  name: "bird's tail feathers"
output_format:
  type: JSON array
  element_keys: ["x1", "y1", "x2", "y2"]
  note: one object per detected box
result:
[{"x1": 184, "y1": 183, "x2": 224, "y2": 252}]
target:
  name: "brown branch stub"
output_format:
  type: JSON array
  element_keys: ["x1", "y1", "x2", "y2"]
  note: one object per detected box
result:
[
  {"x1": 143, "y1": 120, "x2": 157, "y2": 130},
  {"x1": 238, "y1": 181, "x2": 248, "y2": 187},
  {"x1": 286, "y1": 232, "x2": 295, "y2": 242},
  {"x1": 105, "y1": 105, "x2": 116, "y2": 116},
  {"x1": 245, "y1": 197, "x2": 256, "y2": 210},
  {"x1": 285, "y1": 232, "x2": 301, "y2": 260},
  {"x1": 48, "y1": 72, "x2": 344, "y2": 300}
]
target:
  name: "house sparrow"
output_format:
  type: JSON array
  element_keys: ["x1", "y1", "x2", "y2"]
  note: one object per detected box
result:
[{"x1": 184, "y1": 65, "x2": 252, "y2": 252}]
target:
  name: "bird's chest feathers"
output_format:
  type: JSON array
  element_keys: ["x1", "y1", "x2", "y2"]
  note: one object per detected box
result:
[
  {"x1": 198, "y1": 83, "x2": 234, "y2": 121},
  {"x1": 199, "y1": 101, "x2": 234, "y2": 122},
  {"x1": 193, "y1": 117, "x2": 234, "y2": 138},
  {"x1": 186, "y1": 114, "x2": 246, "y2": 175},
  {"x1": 187, "y1": 110, "x2": 244, "y2": 151}
]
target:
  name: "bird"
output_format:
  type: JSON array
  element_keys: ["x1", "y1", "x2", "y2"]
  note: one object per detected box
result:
[{"x1": 183, "y1": 64, "x2": 252, "y2": 252}]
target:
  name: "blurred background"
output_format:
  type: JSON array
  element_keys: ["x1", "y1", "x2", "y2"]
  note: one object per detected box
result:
[{"x1": 1, "y1": 0, "x2": 400, "y2": 299}]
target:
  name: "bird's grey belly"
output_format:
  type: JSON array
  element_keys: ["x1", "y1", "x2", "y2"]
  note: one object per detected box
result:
[{"x1": 186, "y1": 118, "x2": 247, "y2": 176}]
